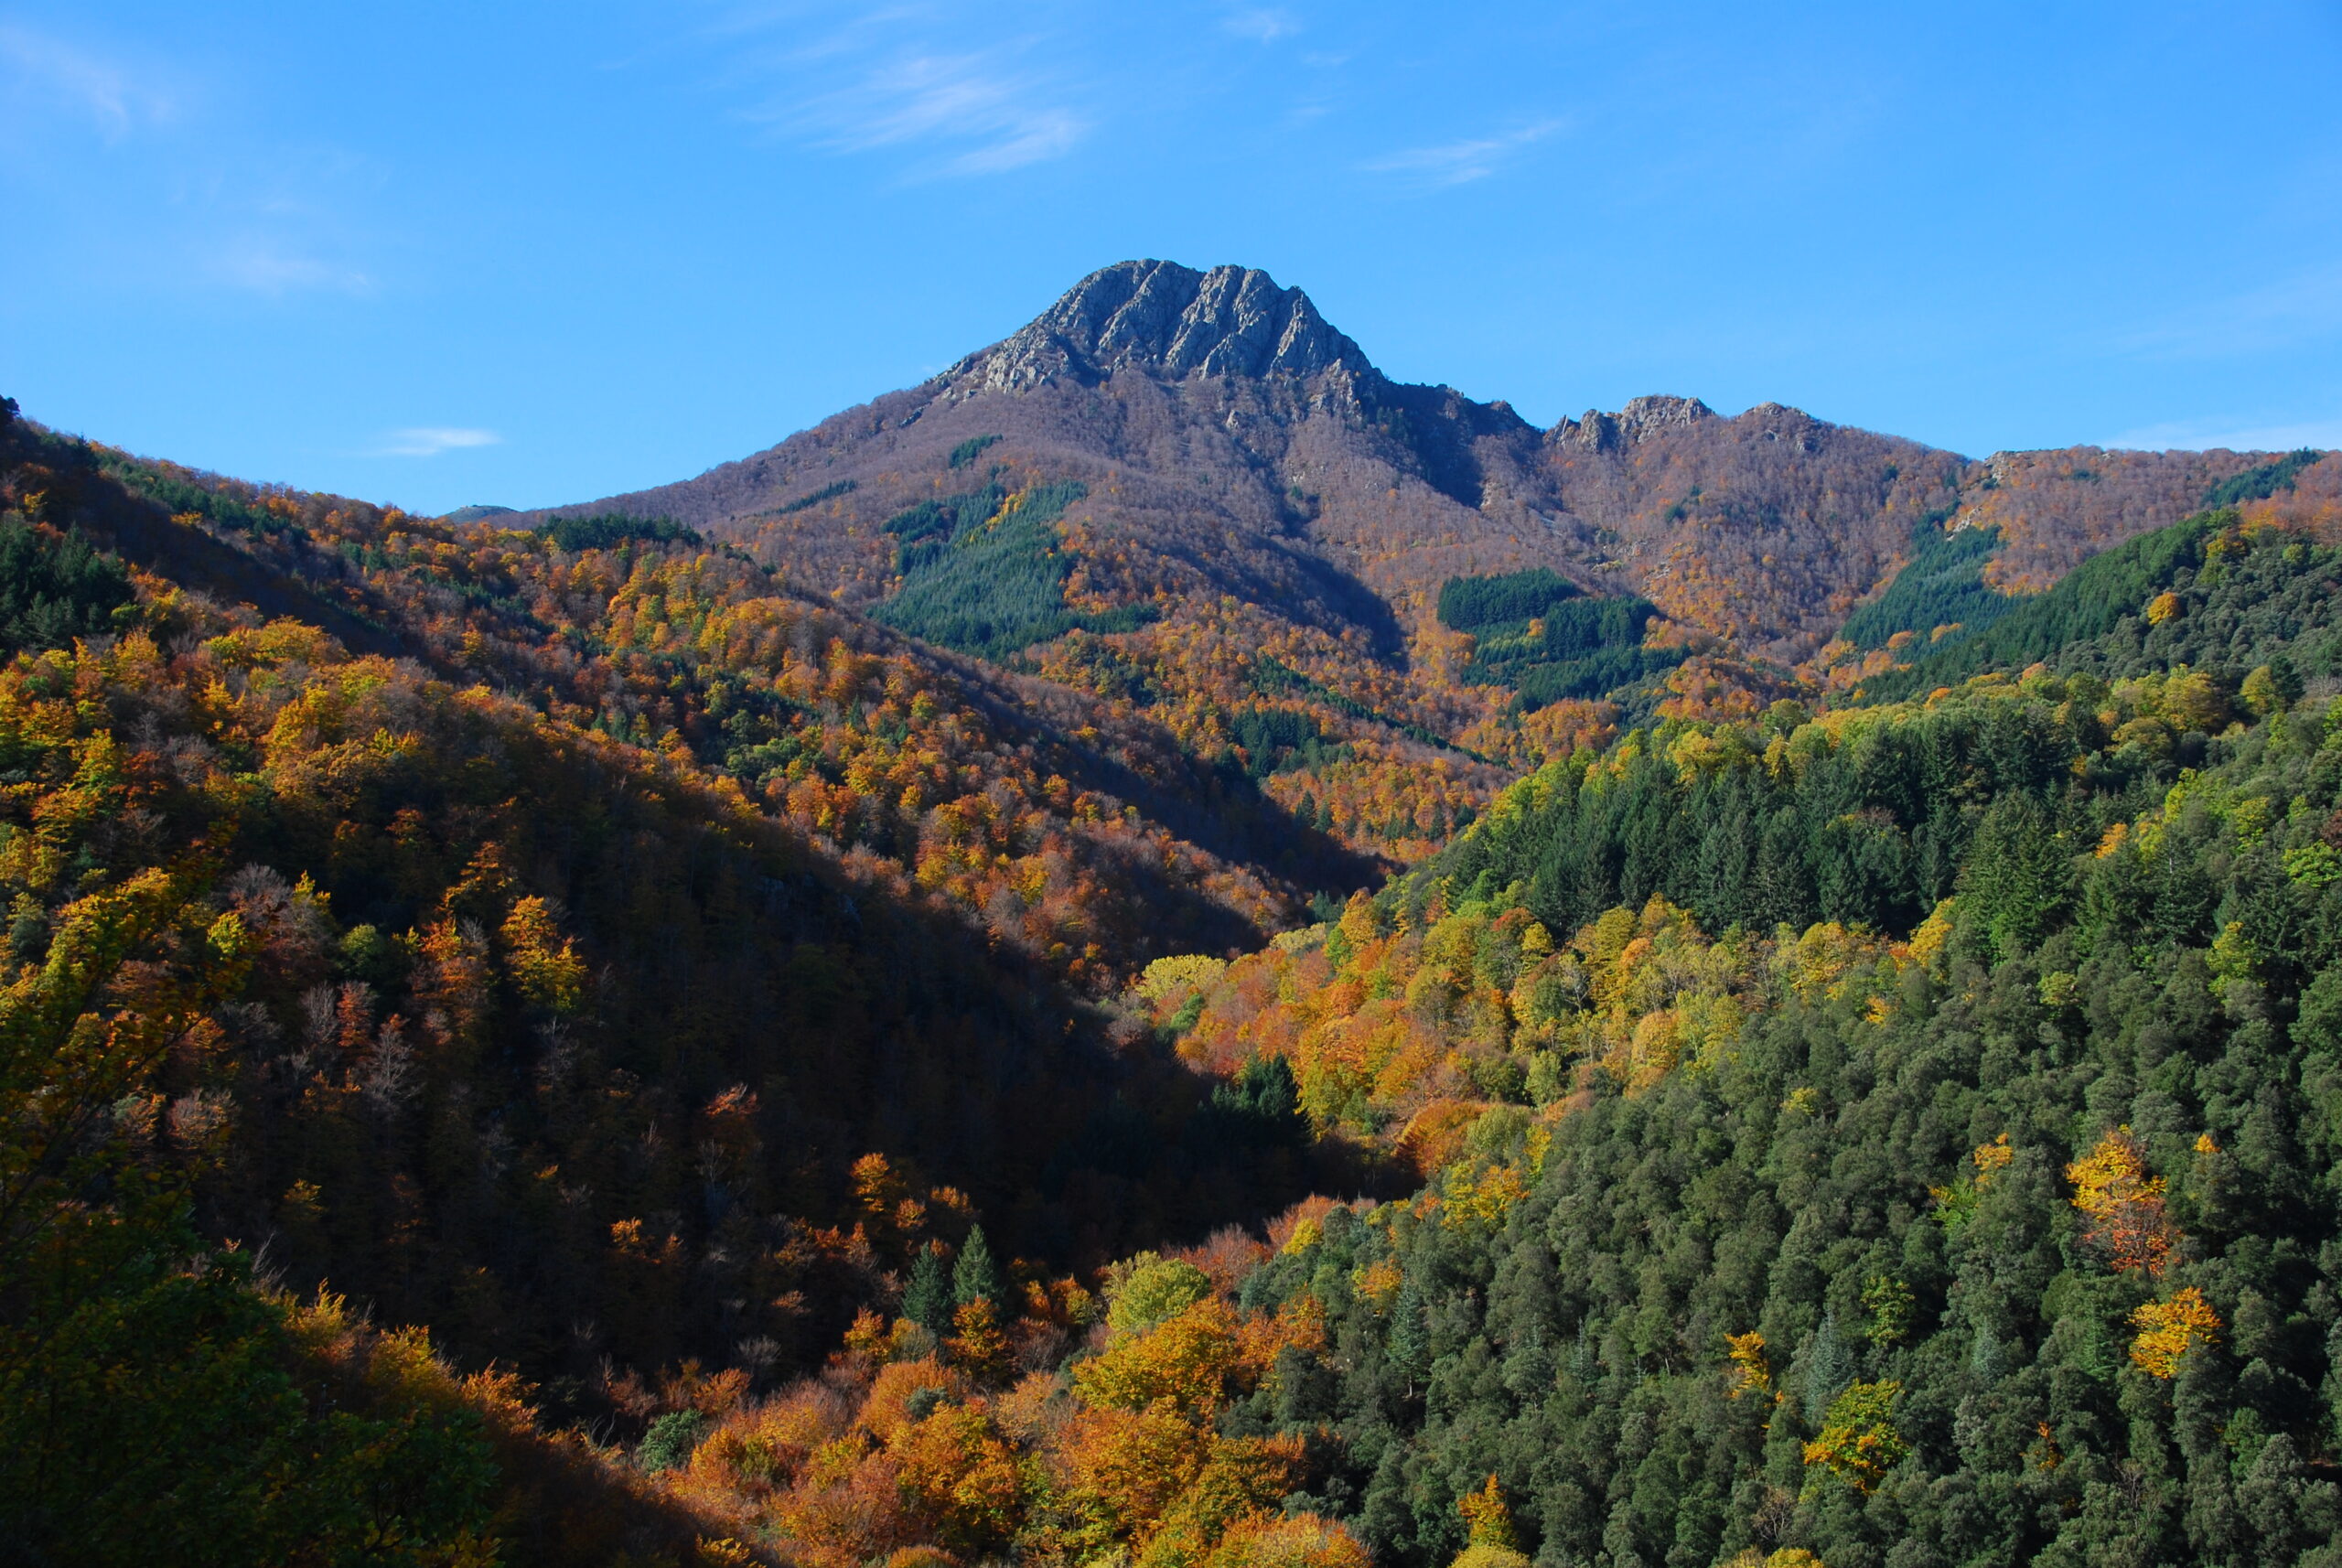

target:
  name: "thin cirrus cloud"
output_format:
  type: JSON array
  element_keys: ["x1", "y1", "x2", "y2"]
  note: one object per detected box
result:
[
  {"x1": 1223, "y1": 8, "x2": 1299, "y2": 42},
  {"x1": 2, "y1": 21, "x2": 376, "y2": 302},
  {"x1": 839, "y1": 51, "x2": 1085, "y2": 174},
  {"x1": 210, "y1": 239, "x2": 373, "y2": 297},
  {"x1": 1361, "y1": 118, "x2": 1563, "y2": 188},
  {"x1": 725, "y1": 11, "x2": 1090, "y2": 178},
  {"x1": 0, "y1": 21, "x2": 177, "y2": 141},
  {"x1": 2119, "y1": 264, "x2": 2342, "y2": 361},
  {"x1": 370, "y1": 428, "x2": 503, "y2": 459}
]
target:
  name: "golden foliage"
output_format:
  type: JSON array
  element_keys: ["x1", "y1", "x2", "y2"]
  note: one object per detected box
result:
[
  {"x1": 2067, "y1": 1127, "x2": 2175, "y2": 1275},
  {"x1": 499, "y1": 895, "x2": 585, "y2": 1012},
  {"x1": 1800, "y1": 1380, "x2": 1907, "y2": 1492},
  {"x1": 1144, "y1": 872, "x2": 1907, "y2": 1173},
  {"x1": 1074, "y1": 1297, "x2": 1247, "y2": 1416},
  {"x1": 889, "y1": 1403, "x2": 1024, "y2": 1553},
  {"x1": 2130, "y1": 1286, "x2": 2220, "y2": 1379},
  {"x1": 1140, "y1": 953, "x2": 1230, "y2": 1004},
  {"x1": 1724, "y1": 1331, "x2": 1770, "y2": 1398},
  {"x1": 1457, "y1": 1474, "x2": 1520, "y2": 1550},
  {"x1": 945, "y1": 1299, "x2": 1009, "y2": 1381},
  {"x1": 1206, "y1": 1512, "x2": 1370, "y2": 1568}
]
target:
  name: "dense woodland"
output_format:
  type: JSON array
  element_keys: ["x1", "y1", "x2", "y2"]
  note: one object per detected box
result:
[
  {"x1": 1123, "y1": 490, "x2": 2342, "y2": 1568},
  {"x1": 0, "y1": 399, "x2": 1387, "y2": 1564},
  {"x1": 4, "y1": 337, "x2": 2342, "y2": 1568}
]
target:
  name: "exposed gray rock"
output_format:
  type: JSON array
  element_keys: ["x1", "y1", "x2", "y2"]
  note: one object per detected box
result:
[
  {"x1": 946, "y1": 260, "x2": 1370, "y2": 395},
  {"x1": 1617, "y1": 394, "x2": 1717, "y2": 437},
  {"x1": 1550, "y1": 394, "x2": 1717, "y2": 451}
]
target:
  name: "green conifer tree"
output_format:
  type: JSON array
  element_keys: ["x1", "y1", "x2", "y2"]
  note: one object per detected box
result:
[
  {"x1": 903, "y1": 1242, "x2": 951, "y2": 1338},
  {"x1": 1388, "y1": 1277, "x2": 1430, "y2": 1390},
  {"x1": 952, "y1": 1225, "x2": 1002, "y2": 1312}
]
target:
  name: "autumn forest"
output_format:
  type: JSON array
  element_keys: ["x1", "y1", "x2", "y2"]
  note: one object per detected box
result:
[{"x1": 5, "y1": 259, "x2": 2342, "y2": 1568}]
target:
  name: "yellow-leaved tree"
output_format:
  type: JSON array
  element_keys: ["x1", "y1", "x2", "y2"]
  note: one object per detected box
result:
[{"x1": 2130, "y1": 1287, "x2": 2220, "y2": 1379}]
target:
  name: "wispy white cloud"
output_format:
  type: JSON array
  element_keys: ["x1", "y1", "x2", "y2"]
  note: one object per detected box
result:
[
  {"x1": 2107, "y1": 413, "x2": 2342, "y2": 454},
  {"x1": 371, "y1": 428, "x2": 502, "y2": 458},
  {"x1": 801, "y1": 49, "x2": 1084, "y2": 172},
  {"x1": 0, "y1": 21, "x2": 177, "y2": 139},
  {"x1": 209, "y1": 238, "x2": 373, "y2": 297},
  {"x1": 0, "y1": 23, "x2": 381, "y2": 301},
  {"x1": 1362, "y1": 118, "x2": 1563, "y2": 188},
  {"x1": 719, "y1": 8, "x2": 1090, "y2": 177},
  {"x1": 1223, "y1": 8, "x2": 1298, "y2": 43}
]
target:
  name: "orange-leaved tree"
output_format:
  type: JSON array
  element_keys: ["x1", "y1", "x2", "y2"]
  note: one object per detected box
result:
[{"x1": 2067, "y1": 1127, "x2": 2175, "y2": 1275}]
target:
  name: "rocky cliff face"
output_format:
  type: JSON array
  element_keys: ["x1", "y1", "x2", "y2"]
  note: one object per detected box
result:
[{"x1": 947, "y1": 261, "x2": 1370, "y2": 395}]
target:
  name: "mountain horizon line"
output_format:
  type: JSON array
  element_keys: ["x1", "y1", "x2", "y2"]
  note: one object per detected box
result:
[{"x1": 490, "y1": 257, "x2": 2315, "y2": 521}]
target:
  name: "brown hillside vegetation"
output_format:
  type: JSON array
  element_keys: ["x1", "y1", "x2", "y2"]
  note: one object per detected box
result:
[
  {"x1": 0, "y1": 402, "x2": 1394, "y2": 1373},
  {"x1": 13, "y1": 413, "x2": 1391, "y2": 983},
  {"x1": 530, "y1": 260, "x2": 2290, "y2": 786},
  {"x1": 1959, "y1": 445, "x2": 2293, "y2": 592}
]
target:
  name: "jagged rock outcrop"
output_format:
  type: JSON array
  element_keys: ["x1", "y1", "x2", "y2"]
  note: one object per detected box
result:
[
  {"x1": 1618, "y1": 394, "x2": 1717, "y2": 438},
  {"x1": 1551, "y1": 394, "x2": 1718, "y2": 451},
  {"x1": 946, "y1": 260, "x2": 1370, "y2": 394}
]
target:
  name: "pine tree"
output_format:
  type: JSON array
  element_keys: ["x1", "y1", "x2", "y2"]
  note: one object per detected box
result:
[
  {"x1": 904, "y1": 1241, "x2": 951, "y2": 1338},
  {"x1": 1802, "y1": 1312, "x2": 1853, "y2": 1423},
  {"x1": 1388, "y1": 1277, "x2": 1429, "y2": 1391},
  {"x1": 952, "y1": 1225, "x2": 1002, "y2": 1312}
]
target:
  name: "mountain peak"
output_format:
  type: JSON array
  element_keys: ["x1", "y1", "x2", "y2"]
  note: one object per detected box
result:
[{"x1": 949, "y1": 260, "x2": 1370, "y2": 394}]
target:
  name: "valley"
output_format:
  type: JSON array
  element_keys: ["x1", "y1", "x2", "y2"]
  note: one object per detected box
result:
[{"x1": 2, "y1": 261, "x2": 2339, "y2": 1568}]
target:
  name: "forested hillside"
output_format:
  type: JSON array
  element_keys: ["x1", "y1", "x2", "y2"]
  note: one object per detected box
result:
[
  {"x1": 1099, "y1": 494, "x2": 2342, "y2": 1568},
  {"x1": 5, "y1": 286, "x2": 2341, "y2": 1568},
  {"x1": 0, "y1": 394, "x2": 1388, "y2": 1564},
  {"x1": 517, "y1": 261, "x2": 2301, "y2": 858},
  {"x1": 366, "y1": 471, "x2": 2342, "y2": 1568},
  {"x1": 14, "y1": 403, "x2": 1395, "y2": 983}
]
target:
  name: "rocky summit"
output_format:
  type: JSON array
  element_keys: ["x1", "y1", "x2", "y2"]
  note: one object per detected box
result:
[{"x1": 949, "y1": 260, "x2": 1370, "y2": 394}]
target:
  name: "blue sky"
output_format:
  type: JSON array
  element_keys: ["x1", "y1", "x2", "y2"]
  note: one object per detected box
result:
[{"x1": 4, "y1": 2, "x2": 2339, "y2": 516}]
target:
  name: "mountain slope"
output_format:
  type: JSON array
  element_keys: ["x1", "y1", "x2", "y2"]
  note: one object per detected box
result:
[
  {"x1": 627, "y1": 478, "x2": 2342, "y2": 1568},
  {"x1": 515, "y1": 262, "x2": 2303, "y2": 852},
  {"x1": 22, "y1": 406, "x2": 1395, "y2": 976},
  {"x1": 0, "y1": 398, "x2": 1398, "y2": 1410},
  {"x1": 531, "y1": 263, "x2": 1954, "y2": 660},
  {"x1": 534, "y1": 262, "x2": 2291, "y2": 666},
  {"x1": 5, "y1": 278, "x2": 2342, "y2": 1565}
]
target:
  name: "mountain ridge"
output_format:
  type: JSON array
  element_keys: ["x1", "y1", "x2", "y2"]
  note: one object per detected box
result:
[{"x1": 520, "y1": 261, "x2": 2298, "y2": 671}]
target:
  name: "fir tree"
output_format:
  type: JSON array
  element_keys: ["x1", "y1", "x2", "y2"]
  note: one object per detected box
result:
[
  {"x1": 1802, "y1": 1312, "x2": 1854, "y2": 1423},
  {"x1": 904, "y1": 1242, "x2": 951, "y2": 1338},
  {"x1": 952, "y1": 1225, "x2": 1002, "y2": 1312},
  {"x1": 1388, "y1": 1277, "x2": 1429, "y2": 1390}
]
